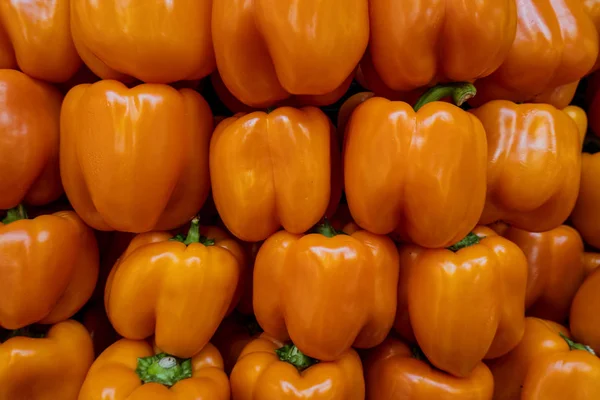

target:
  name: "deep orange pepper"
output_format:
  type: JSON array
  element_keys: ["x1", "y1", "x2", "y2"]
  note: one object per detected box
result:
[
  {"x1": 78, "y1": 339, "x2": 230, "y2": 399},
  {"x1": 470, "y1": 101, "x2": 581, "y2": 232},
  {"x1": 60, "y1": 80, "x2": 213, "y2": 233},
  {"x1": 105, "y1": 219, "x2": 245, "y2": 358},
  {"x1": 0, "y1": 320, "x2": 94, "y2": 400},
  {"x1": 571, "y1": 153, "x2": 600, "y2": 249},
  {"x1": 254, "y1": 221, "x2": 399, "y2": 361},
  {"x1": 210, "y1": 107, "x2": 342, "y2": 242},
  {"x1": 337, "y1": 92, "x2": 374, "y2": 142},
  {"x1": 212, "y1": 313, "x2": 262, "y2": 374},
  {"x1": 570, "y1": 268, "x2": 600, "y2": 355},
  {"x1": 212, "y1": 0, "x2": 368, "y2": 107},
  {"x1": 0, "y1": 0, "x2": 81, "y2": 83},
  {"x1": 563, "y1": 105, "x2": 589, "y2": 146},
  {"x1": 71, "y1": 0, "x2": 214, "y2": 84},
  {"x1": 364, "y1": 337, "x2": 494, "y2": 400},
  {"x1": 531, "y1": 80, "x2": 580, "y2": 109},
  {"x1": 0, "y1": 70, "x2": 63, "y2": 210},
  {"x1": 344, "y1": 84, "x2": 487, "y2": 248},
  {"x1": 585, "y1": 0, "x2": 600, "y2": 71},
  {"x1": 230, "y1": 334, "x2": 365, "y2": 400},
  {"x1": 0, "y1": 206, "x2": 98, "y2": 330}
]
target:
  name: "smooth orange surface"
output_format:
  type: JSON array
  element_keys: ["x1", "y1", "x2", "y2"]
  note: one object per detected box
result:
[
  {"x1": 71, "y1": 0, "x2": 214, "y2": 83},
  {"x1": 0, "y1": 70, "x2": 63, "y2": 209},
  {"x1": 78, "y1": 339, "x2": 229, "y2": 400},
  {"x1": 570, "y1": 268, "x2": 600, "y2": 355},
  {"x1": 584, "y1": 0, "x2": 600, "y2": 71},
  {"x1": 474, "y1": 0, "x2": 598, "y2": 105},
  {"x1": 531, "y1": 80, "x2": 579, "y2": 109},
  {"x1": 60, "y1": 80, "x2": 213, "y2": 233},
  {"x1": 0, "y1": 211, "x2": 98, "y2": 329},
  {"x1": 0, "y1": 320, "x2": 94, "y2": 400},
  {"x1": 563, "y1": 105, "x2": 588, "y2": 146},
  {"x1": 571, "y1": 153, "x2": 600, "y2": 249},
  {"x1": 583, "y1": 252, "x2": 600, "y2": 277},
  {"x1": 471, "y1": 101, "x2": 581, "y2": 232},
  {"x1": 364, "y1": 338, "x2": 494, "y2": 400},
  {"x1": 210, "y1": 107, "x2": 341, "y2": 242},
  {"x1": 0, "y1": 0, "x2": 81, "y2": 82},
  {"x1": 105, "y1": 227, "x2": 244, "y2": 358},
  {"x1": 254, "y1": 229, "x2": 399, "y2": 361},
  {"x1": 344, "y1": 97, "x2": 487, "y2": 248},
  {"x1": 230, "y1": 334, "x2": 365, "y2": 400},
  {"x1": 368, "y1": 0, "x2": 516, "y2": 91},
  {"x1": 337, "y1": 92, "x2": 374, "y2": 141},
  {"x1": 502, "y1": 225, "x2": 587, "y2": 323},
  {"x1": 212, "y1": 0, "x2": 368, "y2": 107}
]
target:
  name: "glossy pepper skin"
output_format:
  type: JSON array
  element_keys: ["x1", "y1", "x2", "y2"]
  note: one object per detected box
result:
[
  {"x1": 0, "y1": 0, "x2": 81, "y2": 82},
  {"x1": 0, "y1": 207, "x2": 99, "y2": 330},
  {"x1": 78, "y1": 339, "x2": 230, "y2": 400},
  {"x1": 471, "y1": 101, "x2": 581, "y2": 232},
  {"x1": 71, "y1": 0, "x2": 214, "y2": 83},
  {"x1": 570, "y1": 268, "x2": 600, "y2": 355},
  {"x1": 344, "y1": 86, "x2": 487, "y2": 248},
  {"x1": 563, "y1": 105, "x2": 588, "y2": 147},
  {"x1": 212, "y1": 0, "x2": 368, "y2": 107},
  {"x1": 60, "y1": 80, "x2": 213, "y2": 233},
  {"x1": 571, "y1": 153, "x2": 600, "y2": 249},
  {"x1": 254, "y1": 222, "x2": 399, "y2": 361},
  {"x1": 0, "y1": 320, "x2": 94, "y2": 400},
  {"x1": 488, "y1": 317, "x2": 600, "y2": 400},
  {"x1": 367, "y1": 0, "x2": 516, "y2": 91},
  {"x1": 473, "y1": 0, "x2": 598, "y2": 105},
  {"x1": 230, "y1": 334, "x2": 365, "y2": 400},
  {"x1": 210, "y1": 107, "x2": 342, "y2": 242},
  {"x1": 105, "y1": 220, "x2": 245, "y2": 358},
  {"x1": 365, "y1": 337, "x2": 494, "y2": 400},
  {"x1": 0, "y1": 70, "x2": 63, "y2": 210},
  {"x1": 585, "y1": 0, "x2": 600, "y2": 71}
]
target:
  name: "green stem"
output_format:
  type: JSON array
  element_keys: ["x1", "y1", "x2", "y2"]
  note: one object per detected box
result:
[
  {"x1": 2, "y1": 204, "x2": 28, "y2": 224},
  {"x1": 448, "y1": 232, "x2": 480, "y2": 252},
  {"x1": 411, "y1": 345, "x2": 427, "y2": 362},
  {"x1": 0, "y1": 325, "x2": 46, "y2": 343},
  {"x1": 275, "y1": 344, "x2": 318, "y2": 372},
  {"x1": 413, "y1": 82, "x2": 477, "y2": 112},
  {"x1": 314, "y1": 218, "x2": 345, "y2": 238},
  {"x1": 171, "y1": 218, "x2": 214, "y2": 246},
  {"x1": 135, "y1": 353, "x2": 193, "y2": 387},
  {"x1": 560, "y1": 333, "x2": 596, "y2": 356}
]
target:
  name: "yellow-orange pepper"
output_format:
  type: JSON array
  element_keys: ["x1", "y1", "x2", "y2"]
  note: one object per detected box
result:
[
  {"x1": 570, "y1": 268, "x2": 600, "y2": 355},
  {"x1": 571, "y1": 153, "x2": 600, "y2": 249}
]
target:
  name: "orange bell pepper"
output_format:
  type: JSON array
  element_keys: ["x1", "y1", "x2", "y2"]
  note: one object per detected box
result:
[
  {"x1": 0, "y1": 70, "x2": 63, "y2": 210},
  {"x1": 105, "y1": 219, "x2": 245, "y2": 358},
  {"x1": 78, "y1": 339, "x2": 230, "y2": 399},
  {"x1": 0, "y1": 1, "x2": 81, "y2": 83},
  {"x1": 337, "y1": 92, "x2": 374, "y2": 141},
  {"x1": 212, "y1": 313, "x2": 262, "y2": 374},
  {"x1": 488, "y1": 317, "x2": 600, "y2": 400},
  {"x1": 571, "y1": 153, "x2": 600, "y2": 249},
  {"x1": 60, "y1": 80, "x2": 213, "y2": 233},
  {"x1": 570, "y1": 268, "x2": 600, "y2": 355},
  {"x1": 230, "y1": 334, "x2": 365, "y2": 400},
  {"x1": 71, "y1": 0, "x2": 214, "y2": 84},
  {"x1": 344, "y1": 83, "x2": 487, "y2": 248},
  {"x1": 210, "y1": 107, "x2": 342, "y2": 242},
  {"x1": 364, "y1": 337, "x2": 494, "y2": 400},
  {"x1": 473, "y1": 0, "x2": 598, "y2": 105},
  {"x1": 0, "y1": 320, "x2": 94, "y2": 400},
  {"x1": 0, "y1": 206, "x2": 98, "y2": 330},
  {"x1": 531, "y1": 80, "x2": 580, "y2": 109},
  {"x1": 254, "y1": 221, "x2": 399, "y2": 361},
  {"x1": 563, "y1": 105, "x2": 588, "y2": 147},
  {"x1": 367, "y1": 0, "x2": 516, "y2": 92},
  {"x1": 585, "y1": 0, "x2": 600, "y2": 71},
  {"x1": 470, "y1": 101, "x2": 582, "y2": 232},
  {"x1": 212, "y1": 0, "x2": 368, "y2": 107}
]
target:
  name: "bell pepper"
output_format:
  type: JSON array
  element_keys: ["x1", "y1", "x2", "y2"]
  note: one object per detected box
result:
[
  {"x1": 230, "y1": 334, "x2": 365, "y2": 400},
  {"x1": 367, "y1": 0, "x2": 516, "y2": 92},
  {"x1": 60, "y1": 80, "x2": 213, "y2": 233},
  {"x1": 488, "y1": 317, "x2": 600, "y2": 400},
  {"x1": 571, "y1": 153, "x2": 600, "y2": 249},
  {"x1": 212, "y1": 313, "x2": 263, "y2": 374},
  {"x1": 71, "y1": 0, "x2": 214, "y2": 84},
  {"x1": 83, "y1": 300, "x2": 120, "y2": 357},
  {"x1": 0, "y1": 206, "x2": 99, "y2": 329},
  {"x1": 0, "y1": 1, "x2": 81, "y2": 83},
  {"x1": 531, "y1": 80, "x2": 580, "y2": 109},
  {"x1": 585, "y1": 0, "x2": 600, "y2": 71},
  {"x1": 78, "y1": 338, "x2": 230, "y2": 399},
  {"x1": 210, "y1": 106, "x2": 342, "y2": 242},
  {"x1": 570, "y1": 268, "x2": 600, "y2": 355},
  {"x1": 563, "y1": 105, "x2": 588, "y2": 147},
  {"x1": 337, "y1": 92, "x2": 374, "y2": 140},
  {"x1": 212, "y1": 0, "x2": 368, "y2": 107},
  {"x1": 344, "y1": 83, "x2": 487, "y2": 248},
  {"x1": 470, "y1": 101, "x2": 582, "y2": 232},
  {"x1": 105, "y1": 219, "x2": 245, "y2": 358},
  {"x1": 254, "y1": 221, "x2": 399, "y2": 361},
  {"x1": 473, "y1": 0, "x2": 598, "y2": 105},
  {"x1": 364, "y1": 337, "x2": 494, "y2": 400},
  {"x1": 0, "y1": 320, "x2": 94, "y2": 400},
  {"x1": 0, "y1": 70, "x2": 63, "y2": 210}
]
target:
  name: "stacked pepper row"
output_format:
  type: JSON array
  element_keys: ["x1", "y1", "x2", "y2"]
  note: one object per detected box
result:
[{"x1": 2, "y1": 0, "x2": 600, "y2": 399}]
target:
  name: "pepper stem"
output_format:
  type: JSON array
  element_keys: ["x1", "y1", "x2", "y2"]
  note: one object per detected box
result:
[
  {"x1": 275, "y1": 344, "x2": 319, "y2": 371},
  {"x1": 448, "y1": 232, "x2": 480, "y2": 252},
  {"x1": 135, "y1": 353, "x2": 193, "y2": 387},
  {"x1": 171, "y1": 218, "x2": 215, "y2": 246},
  {"x1": 411, "y1": 345, "x2": 427, "y2": 362},
  {"x1": 413, "y1": 82, "x2": 477, "y2": 111},
  {"x1": 1, "y1": 325, "x2": 46, "y2": 343},
  {"x1": 560, "y1": 332, "x2": 596, "y2": 356},
  {"x1": 314, "y1": 218, "x2": 344, "y2": 238},
  {"x1": 2, "y1": 204, "x2": 28, "y2": 224}
]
